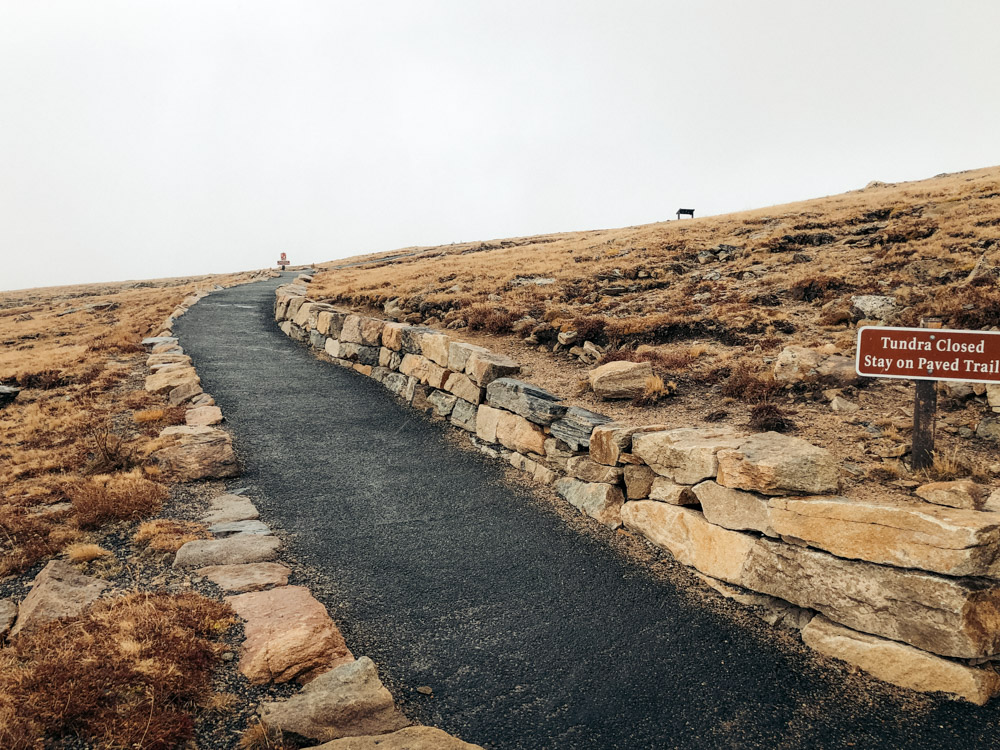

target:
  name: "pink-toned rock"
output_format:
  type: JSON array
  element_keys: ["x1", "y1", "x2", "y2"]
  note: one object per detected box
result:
[
  {"x1": 444, "y1": 372, "x2": 485, "y2": 404},
  {"x1": 381, "y1": 322, "x2": 407, "y2": 350},
  {"x1": 186, "y1": 405, "x2": 224, "y2": 426},
  {"x1": 648, "y1": 478, "x2": 697, "y2": 505},
  {"x1": 417, "y1": 331, "x2": 451, "y2": 367},
  {"x1": 227, "y1": 585, "x2": 354, "y2": 684},
  {"x1": 197, "y1": 562, "x2": 291, "y2": 593},
  {"x1": 589, "y1": 423, "x2": 669, "y2": 466},
  {"x1": 152, "y1": 425, "x2": 239, "y2": 481},
  {"x1": 9, "y1": 560, "x2": 108, "y2": 638},
  {"x1": 311, "y1": 727, "x2": 484, "y2": 749}
]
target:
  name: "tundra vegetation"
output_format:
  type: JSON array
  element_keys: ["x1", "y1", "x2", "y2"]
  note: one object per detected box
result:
[
  {"x1": 0, "y1": 272, "x2": 258, "y2": 748},
  {"x1": 310, "y1": 167, "x2": 1000, "y2": 501}
]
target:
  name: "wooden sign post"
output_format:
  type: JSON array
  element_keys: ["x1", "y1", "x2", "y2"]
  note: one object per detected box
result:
[{"x1": 857, "y1": 324, "x2": 1000, "y2": 469}]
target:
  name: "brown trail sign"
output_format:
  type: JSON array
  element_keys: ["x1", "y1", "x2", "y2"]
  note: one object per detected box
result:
[{"x1": 856, "y1": 325, "x2": 1000, "y2": 469}]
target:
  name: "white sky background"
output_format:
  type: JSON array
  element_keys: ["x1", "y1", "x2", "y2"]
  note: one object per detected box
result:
[{"x1": 1, "y1": 1, "x2": 999, "y2": 292}]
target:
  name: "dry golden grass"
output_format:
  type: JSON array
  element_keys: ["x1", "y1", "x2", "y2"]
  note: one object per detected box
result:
[
  {"x1": 64, "y1": 542, "x2": 112, "y2": 563},
  {"x1": 311, "y1": 165, "x2": 1000, "y2": 351},
  {"x1": 0, "y1": 269, "x2": 263, "y2": 575},
  {"x1": 70, "y1": 470, "x2": 169, "y2": 529},
  {"x1": 134, "y1": 518, "x2": 211, "y2": 553},
  {"x1": 0, "y1": 592, "x2": 233, "y2": 749}
]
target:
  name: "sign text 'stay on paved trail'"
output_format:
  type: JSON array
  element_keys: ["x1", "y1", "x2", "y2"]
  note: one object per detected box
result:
[{"x1": 856, "y1": 326, "x2": 1000, "y2": 384}]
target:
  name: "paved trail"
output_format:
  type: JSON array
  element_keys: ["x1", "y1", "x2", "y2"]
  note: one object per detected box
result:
[{"x1": 177, "y1": 275, "x2": 1000, "y2": 749}]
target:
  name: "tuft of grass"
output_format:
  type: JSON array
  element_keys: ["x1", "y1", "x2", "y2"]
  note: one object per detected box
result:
[
  {"x1": 633, "y1": 375, "x2": 677, "y2": 407},
  {"x1": 0, "y1": 592, "x2": 233, "y2": 749},
  {"x1": 71, "y1": 471, "x2": 167, "y2": 529},
  {"x1": 239, "y1": 719, "x2": 300, "y2": 750},
  {"x1": 133, "y1": 406, "x2": 187, "y2": 427},
  {"x1": 134, "y1": 519, "x2": 210, "y2": 553},
  {"x1": 464, "y1": 304, "x2": 519, "y2": 334},
  {"x1": 64, "y1": 543, "x2": 112, "y2": 563}
]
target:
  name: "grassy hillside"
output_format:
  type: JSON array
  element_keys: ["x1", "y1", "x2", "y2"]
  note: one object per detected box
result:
[{"x1": 308, "y1": 166, "x2": 1000, "y2": 501}]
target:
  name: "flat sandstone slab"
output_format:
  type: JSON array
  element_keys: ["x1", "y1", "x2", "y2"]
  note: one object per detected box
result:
[
  {"x1": 196, "y1": 562, "x2": 291, "y2": 593},
  {"x1": 311, "y1": 727, "x2": 484, "y2": 749},
  {"x1": 802, "y1": 615, "x2": 1000, "y2": 705},
  {"x1": 174, "y1": 535, "x2": 281, "y2": 568},
  {"x1": 203, "y1": 494, "x2": 259, "y2": 524}
]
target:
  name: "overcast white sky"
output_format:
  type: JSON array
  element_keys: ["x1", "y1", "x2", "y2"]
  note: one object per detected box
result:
[{"x1": 2, "y1": 1, "x2": 999, "y2": 292}]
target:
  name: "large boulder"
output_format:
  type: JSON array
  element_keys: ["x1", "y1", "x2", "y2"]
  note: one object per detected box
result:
[
  {"x1": 9, "y1": 560, "x2": 108, "y2": 638},
  {"x1": 773, "y1": 346, "x2": 825, "y2": 383},
  {"x1": 766, "y1": 496, "x2": 1000, "y2": 578},
  {"x1": 227, "y1": 586, "x2": 354, "y2": 684},
  {"x1": 258, "y1": 656, "x2": 408, "y2": 741},
  {"x1": 151, "y1": 425, "x2": 239, "y2": 481},
  {"x1": 850, "y1": 294, "x2": 897, "y2": 322},
  {"x1": 802, "y1": 615, "x2": 1000, "y2": 705},
  {"x1": 588, "y1": 361, "x2": 653, "y2": 400},
  {"x1": 716, "y1": 432, "x2": 839, "y2": 495},
  {"x1": 555, "y1": 478, "x2": 624, "y2": 528},
  {"x1": 486, "y1": 378, "x2": 566, "y2": 425},
  {"x1": 631, "y1": 427, "x2": 743, "y2": 484}
]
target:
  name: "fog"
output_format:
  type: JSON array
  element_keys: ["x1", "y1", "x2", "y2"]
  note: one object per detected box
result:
[{"x1": 2, "y1": 0, "x2": 998, "y2": 291}]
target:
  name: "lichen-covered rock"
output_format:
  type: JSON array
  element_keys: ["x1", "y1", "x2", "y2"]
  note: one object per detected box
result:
[
  {"x1": 152, "y1": 425, "x2": 239, "y2": 480},
  {"x1": 450, "y1": 399, "x2": 478, "y2": 432},
  {"x1": 340, "y1": 315, "x2": 384, "y2": 346}
]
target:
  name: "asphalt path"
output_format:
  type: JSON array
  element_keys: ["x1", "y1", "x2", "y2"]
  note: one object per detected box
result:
[{"x1": 176, "y1": 274, "x2": 1000, "y2": 749}]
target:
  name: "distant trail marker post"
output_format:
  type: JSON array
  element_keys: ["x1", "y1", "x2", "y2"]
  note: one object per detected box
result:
[
  {"x1": 277, "y1": 252, "x2": 289, "y2": 270},
  {"x1": 856, "y1": 321, "x2": 1000, "y2": 469}
]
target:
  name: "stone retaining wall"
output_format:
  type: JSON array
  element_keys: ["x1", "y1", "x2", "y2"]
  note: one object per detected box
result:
[{"x1": 275, "y1": 277, "x2": 1000, "y2": 705}]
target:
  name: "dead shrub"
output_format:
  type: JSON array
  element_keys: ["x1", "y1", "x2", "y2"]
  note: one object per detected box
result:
[
  {"x1": 464, "y1": 303, "x2": 518, "y2": 334},
  {"x1": 15, "y1": 369, "x2": 70, "y2": 390},
  {"x1": 134, "y1": 519, "x2": 210, "y2": 553},
  {"x1": 82, "y1": 422, "x2": 139, "y2": 475},
  {"x1": 789, "y1": 275, "x2": 843, "y2": 302},
  {"x1": 720, "y1": 361, "x2": 782, "y2": 404},
  {"x1": 571, "y1": 315, "x2": 607, "y2": 344},
  {"x1": 240, "y1": 719, "x2": 301, "y2": 750},
  {"x1": 0, "y1": 592, "x2": 233, "y2": 749},
  {"x1": 70, "y1": 471, "x2": 167, "y2": 529},
  {"x1": 747, "y1": 403, "x2": 795, "y2": 432}
]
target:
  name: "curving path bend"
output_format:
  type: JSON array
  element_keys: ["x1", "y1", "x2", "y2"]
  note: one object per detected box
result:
[{"x1": 176, "y1": 274, "x2": 1000, "y2": 749}]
